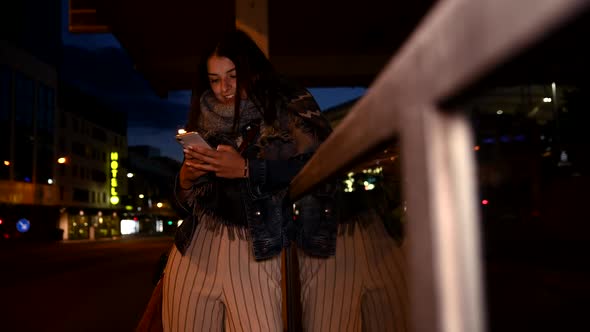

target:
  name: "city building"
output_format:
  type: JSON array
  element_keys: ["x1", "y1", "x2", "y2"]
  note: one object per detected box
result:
[
  {"x1": 125, "y1": 146, "x2": 182, "y2": 235},
  {"x1": 1, "y1": 0, "x2": 183, "y2": 241},
  {"x1": 0, "y1": 41, "x2": 60, "y2": 240},
  {"x1": 1, "y1": 40, "x2": 179, "y2": 241},
  {"x1": 55, "y1": 84, "x2": 129, "y2": 240},
  {"x1": 0, "y1": 42, "x2": 131, "y2": 241}
]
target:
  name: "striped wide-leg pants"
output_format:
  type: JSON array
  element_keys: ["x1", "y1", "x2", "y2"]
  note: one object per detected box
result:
[
  {"x1": 162, "y1": 221, "x2": 283, "y2": 332},
  {"x1": 298, "y1": 212, "x2": 410, "y2": 332}
]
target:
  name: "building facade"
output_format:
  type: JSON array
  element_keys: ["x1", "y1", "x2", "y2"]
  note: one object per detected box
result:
[
  {"x1": 0, "y1": 41, "x2": 133, "y2": 241},
  {"x1": 55, "y1": 84, "x2": 129, "y2": 240},
  {"x1": 125, "y1": 146, "x2": 182, "y2": 235},
  {"x1": 0, "y1": 41, "x2": 61, "y2": 240},
  {"x1": 1, "y1": 0, "x2": 181, "y2": 241}
]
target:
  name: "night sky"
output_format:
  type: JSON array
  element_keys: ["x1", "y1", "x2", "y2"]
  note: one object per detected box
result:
[{"x1": 60, "y1": 2, "x2": 365, "y2": 161}]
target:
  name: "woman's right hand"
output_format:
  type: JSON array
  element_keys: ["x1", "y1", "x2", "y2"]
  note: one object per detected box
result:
[{"x1": 179, "y1": 146, "x2": 209, "y2": 188}]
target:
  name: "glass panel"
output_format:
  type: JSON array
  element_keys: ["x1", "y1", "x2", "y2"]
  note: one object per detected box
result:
[
  {"x1": 0, "y1": 66, "x2": 11, "y2": 180},
  {"x1": 291, "y1": 133, "x2": 409, "y2": 331},
  {"x1": 14, "y1": 72, "x2": 34, "y2": 128},
  {"x1": 465, "y1": 83, "x2": 590, "y2": 331},
  {"x1": 12, "y1": 72, "x2": 34, "y2": 182},
  {"x1": 0, "y1": 65, "x2": 10, "y2": 122},
  {"x1": 36, "y1": 84, "x2": 55, "y2": 135}
]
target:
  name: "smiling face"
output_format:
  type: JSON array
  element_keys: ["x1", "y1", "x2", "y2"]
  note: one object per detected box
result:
[{"x1": 207, "y1": 55, "x2": 238, "y2": 105}]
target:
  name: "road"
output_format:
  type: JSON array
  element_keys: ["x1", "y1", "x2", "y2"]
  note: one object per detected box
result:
[
  {"x1": 0, "y1": 236, "x2": 174, "y2": 332},
  {"x1": 484, "y1": 237, "x2": 590, "y2": 331},
  {"x1": 1, "y1": 234, "x2": 588, "y2": 331}
]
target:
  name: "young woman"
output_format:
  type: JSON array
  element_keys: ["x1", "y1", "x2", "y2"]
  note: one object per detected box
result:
[{"x1": 161, "y1": 29, "x2": 333, "y2": 332}]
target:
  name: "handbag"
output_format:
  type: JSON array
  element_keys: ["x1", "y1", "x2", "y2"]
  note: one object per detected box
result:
[
  {"x1": 136, "y1": 252, "x2": 168, "y2": 332},
  {"x1": 135, "y1": 277, "x2": 164, "y2": 332}
]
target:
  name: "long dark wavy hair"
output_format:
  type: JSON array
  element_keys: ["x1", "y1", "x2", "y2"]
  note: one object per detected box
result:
[{"x1": 187, "y1": 29, "x2": 281, "y2": 132}]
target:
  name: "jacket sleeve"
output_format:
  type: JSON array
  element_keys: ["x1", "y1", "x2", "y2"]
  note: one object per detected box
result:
[
  {"x1": 247, "y1": 87, "x2": 332, "y2": 196},
  {"x1": 174, "y1": 95, "x2": 214, "y2": 213},
  {"x1": 174, "y1": 170, "x2": 213, "y2": 214}
]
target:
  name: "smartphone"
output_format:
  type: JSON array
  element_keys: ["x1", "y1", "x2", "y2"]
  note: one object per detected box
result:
[{"x1": 175, "y1": 131, "x2": 212, "y2": 149}]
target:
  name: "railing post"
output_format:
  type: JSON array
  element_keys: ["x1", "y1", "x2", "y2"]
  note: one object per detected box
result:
[{"x1": 402, "y1": 104, "x2": 485, "y2": 332}]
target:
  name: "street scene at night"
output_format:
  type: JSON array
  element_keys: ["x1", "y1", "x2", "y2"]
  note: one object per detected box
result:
[
  {"x1": 2, "y1": 0, "x2": 590, "y2": 331},
  {"x1": 0, "y1": 236, "x2": 173, "y2": 331}
]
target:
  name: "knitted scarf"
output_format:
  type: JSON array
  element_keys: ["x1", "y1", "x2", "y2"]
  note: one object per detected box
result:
[
  {"x1": 186, "y1": 90, "x2": 266, "y2": 239},
  {"x1": 195, "y1": 90, "x2": 262, "y2": 148}
]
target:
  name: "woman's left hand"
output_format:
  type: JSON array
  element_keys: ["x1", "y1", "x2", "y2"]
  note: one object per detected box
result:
[{"x1": 189, "y1": 144, "x2": 246, "y2": 179}]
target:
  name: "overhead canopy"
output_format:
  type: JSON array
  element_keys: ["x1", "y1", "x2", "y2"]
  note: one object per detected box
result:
[
  {"x1": 69, "y1": 0, "x2": 435, "y2": 95},
  {"x1": 70, "y1": 0, "x2": 590, "y2": 97}
]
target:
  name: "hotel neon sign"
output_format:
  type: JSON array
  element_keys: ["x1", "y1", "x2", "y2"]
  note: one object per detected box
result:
[{"x1": 110, "y1": 152, "x2": 119, "y2": 205}]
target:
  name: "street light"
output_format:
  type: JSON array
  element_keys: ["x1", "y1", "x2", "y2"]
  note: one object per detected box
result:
[
  {"x1": 127, "y1": 172, "x2": 134, "y2": 178},
  {"x1": 57, "y1": 157, "x2": 67, "y2": 164}
]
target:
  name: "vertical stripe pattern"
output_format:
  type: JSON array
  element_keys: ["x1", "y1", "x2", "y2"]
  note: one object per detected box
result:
[
  {"x1": 162, "y1": 220, "x2": 283, "y2": 332},
  {"x1": 298, "y1": 212, "x2": 410, "y2": 332}
]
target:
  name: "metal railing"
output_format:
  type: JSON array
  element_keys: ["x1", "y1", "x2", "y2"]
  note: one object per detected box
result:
[{"x1": 290, "y1": 0, "x2": 589, "y2": 331}]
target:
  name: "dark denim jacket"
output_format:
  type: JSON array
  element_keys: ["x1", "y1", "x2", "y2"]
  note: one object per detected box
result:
[
  {"x1": 174, "y1": 84, "x2": 337, "y2": 260},
  {"x1": 173, "y1": 150, "x2": 338, "y2": 261}
]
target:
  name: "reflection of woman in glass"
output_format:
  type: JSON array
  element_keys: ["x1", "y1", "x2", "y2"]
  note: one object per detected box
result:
[
  {"x1": 162, "y1": 29, "x2": 332, "y2": 331},
  {"x1": 297, "y1": 147, "x2": 410, "y2": 331}
]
